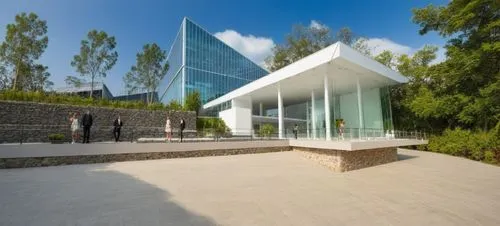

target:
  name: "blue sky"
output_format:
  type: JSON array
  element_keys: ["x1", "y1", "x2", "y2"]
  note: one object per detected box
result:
[{"x1": 0, "y1": 0, "x2": 448, "y2": 95}]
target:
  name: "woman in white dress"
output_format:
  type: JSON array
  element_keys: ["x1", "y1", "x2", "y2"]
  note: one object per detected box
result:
[
  {"x1": 165, "y1": 116, "x2": 172, "y2": 142},
  {"x1": 70, "y1": 113, "x2": 80, "y2": 144}
]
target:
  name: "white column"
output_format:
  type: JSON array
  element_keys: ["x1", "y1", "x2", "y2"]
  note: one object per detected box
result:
[
  {"x1": 311, "y1": 91, "x2": 316, "y2": 139},
  {"x1": 356, "y1": 77, "x2": 364, "y2": 138},
  {"x1": 332, "y1": 79, "x2": 336, "y2": 138},
  {"x1": 278, "y1": 85, "x2": 284, "y2": 139},
  {"x1": 259, "y1": 102, "x2": 263, "y2": 116},
  {"x1": 324, "y1": 75, "x2": 331, "y2": 140},
  {"x1": 306, "y1": 102, "x2": 310, "y2": 139}
]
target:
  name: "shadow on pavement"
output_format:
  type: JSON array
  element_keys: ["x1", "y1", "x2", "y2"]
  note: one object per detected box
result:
[
  {"x1": 398, "y1": 153, "x2": 419, "y2": 161},
  {"x1": 0, "y1": 163, "x2": 217, "y2": 226}
]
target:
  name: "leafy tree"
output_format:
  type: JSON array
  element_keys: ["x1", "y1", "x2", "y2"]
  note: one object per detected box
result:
[
  {"x1": 64, "y1": 75, "x2": 85, "y2": 88},
  {"x1": 374, "y1": 50, "x2": 394, "y2": 68},
  {"x1": 411, "y1": 0, "x2": 499, "y2": 130},
  {"x1": 266, "y1": 22, "x2": 371, "y2": 71},
  {"x1": 124, "y1": 43, "x2": 169, "y2": 104},
  {"x1": 25, "y1": 64, "x2": 53, "y2": 91},
  {"x1": 71, "y1": 30, "x2": 118, "y2": 98},
  {"x1": 184, "y1": 91, "x2": 202, "y2": 115},
  {"x1": 266, "y1": 23, "x2": 334, "y2": 71},
  {"x1": 0, "y1": 12, "x2": 49, "y2": 90}
]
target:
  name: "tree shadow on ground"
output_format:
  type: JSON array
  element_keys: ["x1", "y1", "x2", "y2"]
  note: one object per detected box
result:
[{"x1": 0, "y1": 163, "x2": 217, "y2": 226}]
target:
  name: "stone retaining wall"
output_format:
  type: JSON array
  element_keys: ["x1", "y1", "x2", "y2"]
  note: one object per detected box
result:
[
  {"x1": 0, "y1": 101, "x2": 196, "y2": 143},
  {"x1": 294, "y1": 147, "x2": 398, "y2": 172},
  {"x1": 0, "y1": 146, "x2": 291, "y2": 169}
]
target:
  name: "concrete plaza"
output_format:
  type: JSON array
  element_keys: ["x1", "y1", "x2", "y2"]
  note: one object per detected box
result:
[{"x1": 1, "y1": 149, "x2": 499, "y2": 226}]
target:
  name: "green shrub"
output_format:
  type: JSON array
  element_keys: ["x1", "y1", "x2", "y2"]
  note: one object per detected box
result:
[
  {"x1": 428, "y1": 127, "x2": 499, "y2": 164},
  {"x1": 196, "y1": 117, "x2": 230, "y2": 138},
  {"x1": 259, "y1": 124, "x2": 276, "y2": 138},
  {"x1": 0, "y1": 90, "x2": 188, "y2": 112},
  {"x1": 48, "y1": 133, "x2": 65, "y2": 140}
]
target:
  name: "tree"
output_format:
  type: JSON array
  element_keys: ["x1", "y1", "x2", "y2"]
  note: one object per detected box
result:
[
  {"x1": 266, "y1": 22, "x2": 371, "y2": 71},
  {"x1": 411, "y1": 0, "x2": 499, "y2": 130},
  {"x1": 374, "y1": 50, "x2": 394, "y2": 68},
  {"x1": 184, "y1": 91, "x2": 202, "y2": 115},
  {"x1": 71, "y1": 30, "x2": 118, "y2": 98},
  {"x1": 259, "y1": 124, "x2": 276, "y2": 138},
  {"x1": 25, "y1": 64, "x2": 53, "y2": 91},
  {"x1": 0, "y1": 12, "x2": 49, "y2": 90},
  {"x1": 64, "y1": 75, "x2": 85, "y2": 88},
  {"x1": 266, "y1": 23, "x2": 334, "y2": 71},
  {"x1": 123, "y1": 43, "x2": 169, "y2": 104}
]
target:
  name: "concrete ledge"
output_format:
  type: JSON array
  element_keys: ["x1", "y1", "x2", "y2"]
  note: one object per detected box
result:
[
  {"x1": 290, "y1": 139, "x2": 427, "y2": 151},
  {"x1": 0, "y1": 146, "x2": 291, "y2": 169}
]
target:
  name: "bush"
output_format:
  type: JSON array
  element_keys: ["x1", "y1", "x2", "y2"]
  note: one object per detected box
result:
[
  {"x1": 0, "y1": 90, "x2": 188, "y2": 111},
  {"x1": 259, "y1": 124, "x2": 276, "y2": 138},
  {"x1": 48, "y1": 133, "x2": 65, "y2": 140},
  {"x1": 427, "y1": 127, "x2": 499, "y2": 164},
  {"x1": 196, "y1": 117, "x2": 231, "y2": 138}
]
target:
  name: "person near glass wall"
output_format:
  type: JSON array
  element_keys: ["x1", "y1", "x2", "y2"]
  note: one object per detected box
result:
[{"x1": 165, "y1": 116, "x2": 172, "y2": 142}]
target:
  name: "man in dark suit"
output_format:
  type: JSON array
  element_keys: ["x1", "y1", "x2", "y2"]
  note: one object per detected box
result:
[
  {"x1": 113, "y1": 115, "x2": 123, "y2": 142},
  {"x1": 179, "y1": 119, "x2": 186, "y2": 143},
  {"x1": 81, "y1": 110, "x2": 93, "y2": 143}
]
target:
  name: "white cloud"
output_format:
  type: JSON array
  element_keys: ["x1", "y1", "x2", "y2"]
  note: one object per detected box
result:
[
  {"x1": 364, "y1": 38, "x2": 446, "y2": 64},
  {"x1": 309, "y1": 20, "x2": 328, "y2": 30},
  {"x1": 364, "y1": 38, "x2": 413, "y2": 56},
  {"x1": 214, "y1": 30, "x2": 275, "y2": 67}
]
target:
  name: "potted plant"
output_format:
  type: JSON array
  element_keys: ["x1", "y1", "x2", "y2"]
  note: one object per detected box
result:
[{"x1": 48, "y1": 133, "x2": 65, "y2": 144}]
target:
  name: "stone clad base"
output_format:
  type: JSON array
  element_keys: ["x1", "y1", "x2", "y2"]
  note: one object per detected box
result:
[{"x1": 294, "y1": 147, "x2": 398, "y2": 172}]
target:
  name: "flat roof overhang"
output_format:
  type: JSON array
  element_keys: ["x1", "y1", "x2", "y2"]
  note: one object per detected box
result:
[{"x1": 204, "y1": 42, "x2": 409, "y2": 109}]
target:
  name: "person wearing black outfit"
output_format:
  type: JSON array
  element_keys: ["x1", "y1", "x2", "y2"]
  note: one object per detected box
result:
[
  {"x1": 179, "y1": 119, "x2": 186, "y2": 143},
  {"x1": 113, "y1": 115, "x2": 123, "y2": 142},
  {"x1": 293, "y1": 124, "x2": 299, "y2": 139},
  {"x1": 81, "y1": 110, "x2": 93, "y2": 143}
]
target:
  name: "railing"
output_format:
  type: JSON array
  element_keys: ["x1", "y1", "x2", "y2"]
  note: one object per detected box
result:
[{"x1": 0, "y1": 124, "x2": 426, "y2": 144}]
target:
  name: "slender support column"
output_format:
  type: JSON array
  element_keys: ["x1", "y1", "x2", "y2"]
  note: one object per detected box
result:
[
  {"x1": 324, "y1": 75, "x2": 331, "y2": 140},
  {"x1": 259, "y1": 102, "x2": 263, "y2": 116},
  {"x1": 306, "y1": 102, "x2": 310, "y2": 139},
  {"x1": 311, "y1": 91, "x2": 316, "y2": 139},
  {"x1": 332, "y1": 79, "x2": 336, "y2": 138},
  {"x1": 356, "y1": 77, "x2": 364, "y2": 138},
  {"x1": 278, "y1": 85, "x2": 284, "y2": 139}
]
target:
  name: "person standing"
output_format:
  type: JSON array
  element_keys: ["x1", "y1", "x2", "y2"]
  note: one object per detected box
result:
[
  {"x1": 165, "y1": 116, "x2": 172, "y2": 142},
  {"x1": 82, "y1": 110, "x2": 93, "y2": 143},
  {"x1": 70, "y1": 112, "x2": 80, "y2": 144},
  {"x1": 179, "y1": 119, "x2": 186, "y2": 143},
  {"x1": 339, "y1": 120, "x2": 345, "y2": 140},
  {"x1": 113, "y1": 115, "x2": 123, "y2": 142},
  {"x1": 293, "y1": 124, "x2": 299, "y2": 139}
]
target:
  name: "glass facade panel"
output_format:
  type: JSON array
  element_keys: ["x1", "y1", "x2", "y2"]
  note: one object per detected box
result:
[
  {"x1": 159, "y1": 25, "x2": 183, "y2": 103},
  {"x1": 160, "y1": 18, "x2": 268, "y2": 108}
]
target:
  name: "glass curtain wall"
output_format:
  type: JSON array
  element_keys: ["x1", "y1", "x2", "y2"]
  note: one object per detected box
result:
[
  {"x1": 159, "y1": 25, "x2": 184, "y2": 104},
  {"x1": 184, "y1": 19, "x2": 268, "y2": 104}
]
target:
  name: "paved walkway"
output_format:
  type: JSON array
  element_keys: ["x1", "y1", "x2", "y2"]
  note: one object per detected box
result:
[{"x1": 1, "y1": 149, "x2": 499, "y2": 225}]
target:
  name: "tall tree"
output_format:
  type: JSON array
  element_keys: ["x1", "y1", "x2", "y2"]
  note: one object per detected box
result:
[
  {"x1": 64, "y1": 75, "x2": 85, "y2": 88},
  {"x1": 71, "y1": 30, "x2": 118, "y2": 98},
  {"x1": 266, "y1": 23, "x2": 334, "y2": 71},
  {"x1": 123, "y1": 43, "x2": 169, "y2": 104},
  {"x1": 0, "y1": 12, "x2": 49, "y2": 90},
  {"x1": 266, "y1": 22, "x2": 371, "y2": 71},
  {"x1": 411, "y1": 0, "x2": 499, "y2": 130}
]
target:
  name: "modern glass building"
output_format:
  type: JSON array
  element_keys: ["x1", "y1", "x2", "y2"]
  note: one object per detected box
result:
[{"x1": 159, "y1": 17, "x2": 269, "y2": 108}]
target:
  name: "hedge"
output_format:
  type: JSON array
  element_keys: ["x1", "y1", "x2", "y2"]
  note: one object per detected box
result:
[
  {"x1": 427, "y1": 123, "x2": 500, "y2": 164},
  {"x1": 0, "y1": 90, "x2": 184, "y2": 111}
]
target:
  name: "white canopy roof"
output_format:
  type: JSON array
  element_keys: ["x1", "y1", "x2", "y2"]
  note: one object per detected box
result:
[{"x1": 204, "y1": 42, "x2": 408, "y2": 109}]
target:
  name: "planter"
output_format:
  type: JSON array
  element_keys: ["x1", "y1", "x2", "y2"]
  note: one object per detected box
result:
[{"x1": 50, "y1": 140, "x2": 65, "y2": 144}]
